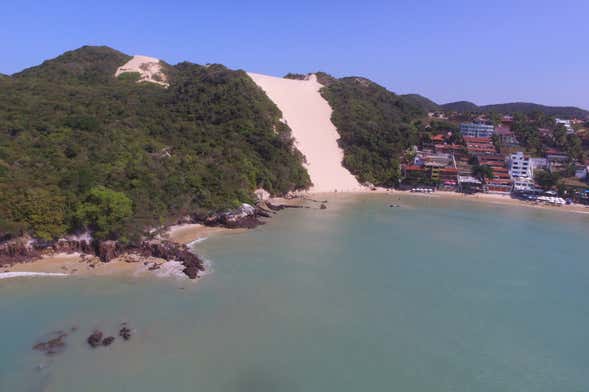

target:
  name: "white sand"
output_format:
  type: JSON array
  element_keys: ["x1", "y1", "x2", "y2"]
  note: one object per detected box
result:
[
  {"x1": 115, "y1": 55, "x2": 169, "y2": 87},
  {"x1": 247, "y1": 73, "x2": 364, "y2": 193}
]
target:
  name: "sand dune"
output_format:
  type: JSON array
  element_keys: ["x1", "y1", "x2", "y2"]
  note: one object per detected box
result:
[
  {"x1": 115, "y1": 55, "x2": 169, "y2": 87},
  {"x1": 248, "y1": 73, "x2": 363, "y2": 193}
]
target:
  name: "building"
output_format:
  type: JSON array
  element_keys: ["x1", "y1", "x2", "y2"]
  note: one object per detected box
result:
[
  {"x1": 460, "y1": 123, "x2": 495, "y2": 138},
  {"x1": 512, "y1": 178, "x2": 536, "y2": 193},
  {"x1": 509, "y1": 152, "x2": 533, "y2": 179},
  {"x1": 464, "y1": 137, "x2": 496, "y2": 155},
  {"x1": 575, "y1": 164, "x2": 588, "y2": 179},
  {"x1": 555, "y1": 118, "x2": 574, "y2": 134},
  {"x1": 495, "y1": 125, "x2": 518, "y2": 146},
  {"x1": 530, "y1": 157, "x2": 549, "y2": 171}
]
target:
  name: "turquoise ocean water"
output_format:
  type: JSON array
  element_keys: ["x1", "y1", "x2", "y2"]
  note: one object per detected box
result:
[{"x1": 1, "y1": 194, "x2": 588, "y2": 391}]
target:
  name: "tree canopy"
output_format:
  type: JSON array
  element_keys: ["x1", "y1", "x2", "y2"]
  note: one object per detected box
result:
[
  {"x1": 0, "y1": 46, "x2": 310, "y2": 241},
  {"x1": 320, "y1": 76, "x2": 426, "y2": 186}
]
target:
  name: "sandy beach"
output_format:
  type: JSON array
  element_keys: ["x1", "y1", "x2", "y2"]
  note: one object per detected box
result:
[{"x1": 0, "y1": 224, "x2": 242, "y2": 280}]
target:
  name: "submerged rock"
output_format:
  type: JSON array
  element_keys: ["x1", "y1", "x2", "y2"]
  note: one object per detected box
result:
[
  {"x1": 87, "y1": 331, "x2": 103, "y2": 348},
  {"x1": 119, "y1": 325, "x2": 132, "y2": 341},
  {"x1": 102, "y1": 336, "x2": 115, "y2": 346},
  {"x1": 33, "y1": 331, "x2": 68, "y2": 356}
]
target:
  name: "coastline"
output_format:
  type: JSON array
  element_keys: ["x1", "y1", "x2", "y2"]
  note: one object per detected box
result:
[
  {"x1": 300, "y1": 188, "x2": 589, "y2": 215},
  {"x1": 0, "y1": 224, "x2": 243, "y2": 280},
  {"x1": 2, "y1": 190, "x2": 587, "y2": 280}
]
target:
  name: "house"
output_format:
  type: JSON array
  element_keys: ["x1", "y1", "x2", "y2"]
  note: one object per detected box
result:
[
  {"x1": 545, "y1": 148, "x2": 569, "y2": 172},
  {"x1": 530, "y1": 157, "x2": 549, "y2": 171},
  {"x1": 495, "y1": 125, "x2": 518, "y2": 146},
  {"x1": 555, "y1": 118, "x2": 575, "y2": 134},
  {"x1": 430, "y1": 134, "x2": 446, "y2": 143},
  {"x1": 509, "y1": 152, "x2": 533, "y2": 179},
  {"x1": 460, "y1": 123, "x2": 495, "y2": 138}
]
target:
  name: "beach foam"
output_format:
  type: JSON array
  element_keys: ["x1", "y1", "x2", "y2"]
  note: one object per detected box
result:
[{"x1": 0, "y1": 272, "x2": 68, "y2": 279}]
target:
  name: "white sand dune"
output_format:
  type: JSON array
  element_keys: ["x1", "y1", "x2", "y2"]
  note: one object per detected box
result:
[
  {"x1": 248, "y1": 73, "x2": 364, "y2": 193},
  {"x1": 115, "y1": 55, "x2": 169, "y2": 87}
]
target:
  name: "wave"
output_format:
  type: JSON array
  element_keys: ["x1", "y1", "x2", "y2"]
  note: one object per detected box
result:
[
  {"x1": 153, "y1": 261, "x2": 187, "y2": 279},
  {"x1": 0, "y1": 272, "x2": 68, "y2": 279},
  {"x1": 187, "y1": 236, "x2": 208, "y2": 247}
]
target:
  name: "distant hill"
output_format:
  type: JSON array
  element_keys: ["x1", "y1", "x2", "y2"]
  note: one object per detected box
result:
[{"x1": 441, "y1": 100, "x2": 589, "y2": 119}]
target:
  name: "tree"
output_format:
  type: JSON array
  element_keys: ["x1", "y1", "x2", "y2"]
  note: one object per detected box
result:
[
  {"x1": 9, "y1": 188, "x2": 67, "y2": 240},
  {"x1": 534, "y1": 170, "x2": 560, "y2": 190},
  {"x1": 472, "y1": 164, "x2": 494, "y2": 184},
  {"x1": 75, "y1": 186, "x2": 133, "y2": 240},
  {"x1": 553, "y1": 124, "x2": 568, "y2": 148}
]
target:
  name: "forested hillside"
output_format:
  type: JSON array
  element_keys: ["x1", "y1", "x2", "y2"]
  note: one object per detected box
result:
[
  {"x1": 320, "y1": 76, "x2": 426, "y2": 186},
  {"x1": 0, "y1": 46, "x2": 310, "y2": 242}
]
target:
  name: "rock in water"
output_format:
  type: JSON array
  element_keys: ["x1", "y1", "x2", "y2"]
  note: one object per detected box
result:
[
  {"x1": 33, "y1": 331, "x2": 68, "y2": 356},
  {"x1": 87, "y1": 331, "x2": 103, "y2": 348},
  {"x1": 102, "y1": 336, "x2": 115, "y2": 346},
  {"x1": 320, "y1": 203, "x2": 327, "y2": 210},
  {"x1": 119, "y1": 326, "x2": 132, "y2": 341}
]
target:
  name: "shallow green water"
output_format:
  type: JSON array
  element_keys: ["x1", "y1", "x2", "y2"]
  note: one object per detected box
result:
[{"x1": 1, "y1": 194, "x2": 589, "y2": 391}]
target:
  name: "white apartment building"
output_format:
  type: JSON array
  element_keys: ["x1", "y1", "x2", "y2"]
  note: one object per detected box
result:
[
  {"x1": 513, "y1": 178, "x2": 536, "y2": 192},
  {"x1": 509, "y1": 152, "x2": 533, "y2": 179}
]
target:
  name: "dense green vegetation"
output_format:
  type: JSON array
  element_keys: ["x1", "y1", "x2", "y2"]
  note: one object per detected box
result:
[
  {"x1": 401, "y1": 94, "x2": 440, "y2": 112},
  {"x1": 0, "y1": 46, "x2": 310, "y2": 241},
  {"x1": 511, "y1": 112, "x2": 585, "y2": 161},
  {"x1": 320, "y1": 76, "x2": 426, "y2": 186}
]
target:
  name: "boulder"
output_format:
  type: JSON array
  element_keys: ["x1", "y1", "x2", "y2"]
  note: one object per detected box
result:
[
  {"x1": 102, "y1": 336, "x2": 115, "y2": 346},
  {"x1": 87, "y1": 331, "x2": 103, "y2": 348}
]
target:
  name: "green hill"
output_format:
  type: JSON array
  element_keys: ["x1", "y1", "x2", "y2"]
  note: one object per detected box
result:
[
  {"x1": 320, "y1": 76, "x2": 426, "y2": 187},
  {"x1": 440, "y1": 101, "x2": 480, "y2": 112},
  {"x1": 401, "y1": 94, "x2": 440, "y2": 112},
  {"x1": 0, "y1": 46, "x2": 310, "y2": 241}
]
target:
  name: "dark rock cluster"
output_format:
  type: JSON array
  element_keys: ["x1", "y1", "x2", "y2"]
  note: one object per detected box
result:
[
  {"x1": 33, "y1": 331, "x2": 69, "y2": 356},
  {"x1": 87, "y1": 324, "x2": 132, "y2": 349}
]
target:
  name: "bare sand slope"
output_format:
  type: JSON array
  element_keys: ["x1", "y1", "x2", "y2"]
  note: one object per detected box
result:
[
  {"x1": 248, "y1": 73, "x2": 363, "y2": 192},
  {"x1": 115, "y1": 55, "x2": 169, "y2": 87}
]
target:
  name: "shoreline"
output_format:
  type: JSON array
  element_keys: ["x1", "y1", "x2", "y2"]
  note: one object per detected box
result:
[
  {"x1": 299, "y1": 188, "x2": 589, "y2": 215},
  {"x1": 2, "y1": 190, "x2": 587, "y2": 280},
  {"x1": 0, "y1": 224, "x2": 243, "y2": 281}
]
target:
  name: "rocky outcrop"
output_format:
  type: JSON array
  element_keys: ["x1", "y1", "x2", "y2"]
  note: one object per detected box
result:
[
  {"x1": 139, "y1": 240, "x2": 204, "y2": 279},
  {"x1": 0, "y1": 236, "x2": 39, "y2": 265},
  {"x1": 97, "y1": 240, "x2": 122, "y2": 262}
]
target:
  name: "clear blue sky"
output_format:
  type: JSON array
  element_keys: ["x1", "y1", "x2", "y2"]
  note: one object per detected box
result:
[{"x1": 2, "y1": 0, "x2": 588, "y2": 109}]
